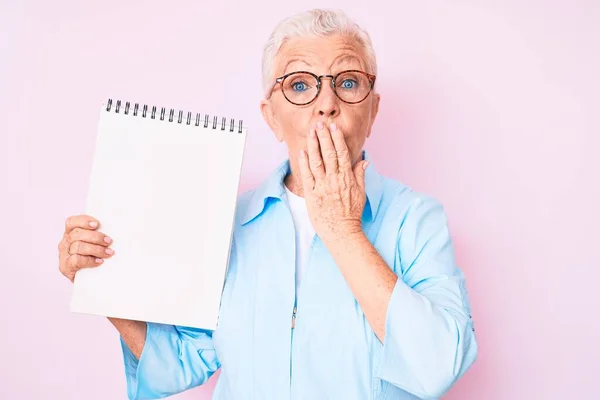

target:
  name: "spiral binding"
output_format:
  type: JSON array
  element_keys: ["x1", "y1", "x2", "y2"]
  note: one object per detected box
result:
[{"x1": 104, "y1": 98, "x2": 244, "y2": 134}]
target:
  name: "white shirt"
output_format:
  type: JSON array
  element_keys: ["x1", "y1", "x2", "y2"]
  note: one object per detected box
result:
[{"x1": 284, "y1": 186, "x2": 315, "y2": 299}]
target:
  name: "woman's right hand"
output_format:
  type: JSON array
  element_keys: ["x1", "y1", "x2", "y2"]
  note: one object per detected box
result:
[{"x1": 58, "y1": 214, "x2": 114, "y2": 282}]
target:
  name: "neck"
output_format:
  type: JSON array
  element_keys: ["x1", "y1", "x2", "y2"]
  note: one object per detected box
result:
[
  {"x1": 284, "y1": 170, "x2": 304, "y2": 197},
  {"x1": 284, "y1": 155, "x2": 305, "y2": 197}
]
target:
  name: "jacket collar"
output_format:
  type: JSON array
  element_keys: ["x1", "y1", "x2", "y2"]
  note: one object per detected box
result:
[{"x1": 240, "y1": 150, "x2": 383, "y2": 225}]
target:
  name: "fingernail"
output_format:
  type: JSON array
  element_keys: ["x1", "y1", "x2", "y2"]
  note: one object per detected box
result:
[
  {"x1": 89, "y1": 221, "x2": 98, "y2": 228},
  {"x1": 310, "y1": 129, "x2": 316, "y2": 138},
  {"x1": 363, "y1": 161, "x2": 370, "y2": 170},
  {"x1": 104, "y1": 236, "x2": 112, "y2": 244},
  {"x1": 317, "y1": 121, "x2": 324, "y2": 130},
  {"x1": 95, "y1": 258, "x2": 103, "y2": 264},
  {"x1": 105, "y1": 248, "x2": 114, "y2": 255},
  {"x1": 330, "y1": 123, "x2": 337, "y2": 131},
  {"x1": 299, "y1": 149, "x2": 305, "y2": 159}
]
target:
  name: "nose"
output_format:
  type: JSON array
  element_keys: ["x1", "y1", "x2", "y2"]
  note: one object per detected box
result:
[{"x1": 315, "y1": 77, "x2": 339, "y2": 118}]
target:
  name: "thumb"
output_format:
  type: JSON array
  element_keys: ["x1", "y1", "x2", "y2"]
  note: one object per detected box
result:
[{"x1": 353, "y1": 160, "x2": 369, "y2": 191}]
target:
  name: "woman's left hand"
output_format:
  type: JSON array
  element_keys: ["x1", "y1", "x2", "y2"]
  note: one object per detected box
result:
[{"x1": 298, "y1": 121, "x2": 369, "y2": 243}]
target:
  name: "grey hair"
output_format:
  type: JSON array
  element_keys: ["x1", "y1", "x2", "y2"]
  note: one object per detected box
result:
[{"x1": 261, "y1": 8, "x2": 378, "y2": 97}]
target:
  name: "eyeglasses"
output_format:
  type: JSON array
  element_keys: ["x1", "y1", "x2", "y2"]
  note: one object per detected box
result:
[{"x1": 271, "y1": 70, "x2": 376, "y2": 106}]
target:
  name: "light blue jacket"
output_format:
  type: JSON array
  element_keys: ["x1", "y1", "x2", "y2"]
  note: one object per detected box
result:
[{"x1": 120, "y1": 153, "x2": 478, "y2": 399}]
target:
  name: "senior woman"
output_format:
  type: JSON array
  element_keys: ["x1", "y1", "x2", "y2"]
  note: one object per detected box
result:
[{"x1": 58, "y1": 8, "x2": 477, "y2": 400}]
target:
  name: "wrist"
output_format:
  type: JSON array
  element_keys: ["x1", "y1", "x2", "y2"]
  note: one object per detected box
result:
[{"x1": 320, "y1": 222, "x2": 366, "y2": 247}]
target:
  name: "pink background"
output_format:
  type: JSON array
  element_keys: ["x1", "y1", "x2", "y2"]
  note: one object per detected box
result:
[{"x1": 1, "y1": 1, "x2": 598, "y2": 399}]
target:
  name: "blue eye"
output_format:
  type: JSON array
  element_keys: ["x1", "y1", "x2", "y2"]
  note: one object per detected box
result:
[
  {"x1": 340, "y1": 79, "x2": 357, "y2": 89},
  {"x1": 292, "y1": 82, "x2": 308, "y2": 92}
]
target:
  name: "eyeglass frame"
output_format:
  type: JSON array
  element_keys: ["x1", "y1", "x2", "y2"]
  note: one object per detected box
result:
[{"x1": 268, "y1": 69, "x2": 377, "y2": 106}]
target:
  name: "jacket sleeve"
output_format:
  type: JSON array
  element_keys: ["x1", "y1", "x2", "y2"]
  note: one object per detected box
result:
[
  {"x1": 375, "y1": 195, "x2": 478, "y2": 399},
  {"x1": 120, "y1": 323, "x2": 220, "y2": 400}
]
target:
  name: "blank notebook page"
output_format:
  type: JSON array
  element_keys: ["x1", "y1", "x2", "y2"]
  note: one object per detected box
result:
[{"x1": 70, "y1": 101, "x2": 246, "y2": 330}]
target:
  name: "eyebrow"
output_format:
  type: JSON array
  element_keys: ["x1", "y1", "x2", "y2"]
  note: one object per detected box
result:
[
  {"x1": 282, "y1": 59, "x2": 312, "y2": 75},
  {"x1": 332, "y1": 54, "x2": 363, "y2": 69}
]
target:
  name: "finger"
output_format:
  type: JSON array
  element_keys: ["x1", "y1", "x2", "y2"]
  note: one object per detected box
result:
[
  {"x1": 307, "y1": 128, "x2": 325, "y2": 179},
  {"x1": 329, "y1": 123, "x2": 352, "y2": 172},
  {"x1": 58, "y1": 234, "x2": 70, "y2": 253},
  {"x1": 67, "y1": 227, "x2": 112, "y2": 247},
  {"x1": 353, "y1": 160, "x2": 369, "y2": 192},
  {"x1": 298, "y1": 149, "x2": 315, "y2": 193},
  {"x1": 315, "y1": 121, "x2": 338, "y2": 175},
  {"x1": 66, "y1": 253, "x2": 104, "y2": 273},
  {"x1": 69, "y1": 241, "x2": 115, "y2": 259},
  {"x1": 58, "y1": 235, "x2": 71, "y2": 269},
  {"x1": 65, "y1": 215, "x2": 99, "y2": 234}
]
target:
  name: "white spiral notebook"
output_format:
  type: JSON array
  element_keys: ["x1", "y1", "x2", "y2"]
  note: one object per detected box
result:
[{"x1": 70, "y1": 98, "x2": 247, "y2": 329}]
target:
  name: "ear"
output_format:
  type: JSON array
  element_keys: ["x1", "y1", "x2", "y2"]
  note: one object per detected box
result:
[
  {"x1": 366, "y1": 92, "x2": 381, "y2": 138},
  {"x1": 260, "y1": 99, "x2": 283, "y2": 142}
]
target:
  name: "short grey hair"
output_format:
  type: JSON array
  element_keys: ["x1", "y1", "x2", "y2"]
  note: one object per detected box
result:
[{"x1": 261, "y1": 8, "x2": 378, "y2": 97}]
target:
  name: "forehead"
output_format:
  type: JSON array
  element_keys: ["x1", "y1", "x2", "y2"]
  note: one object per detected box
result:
[{"x1": 275, "y1": 35, "x2": 367, "y2": 75}]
